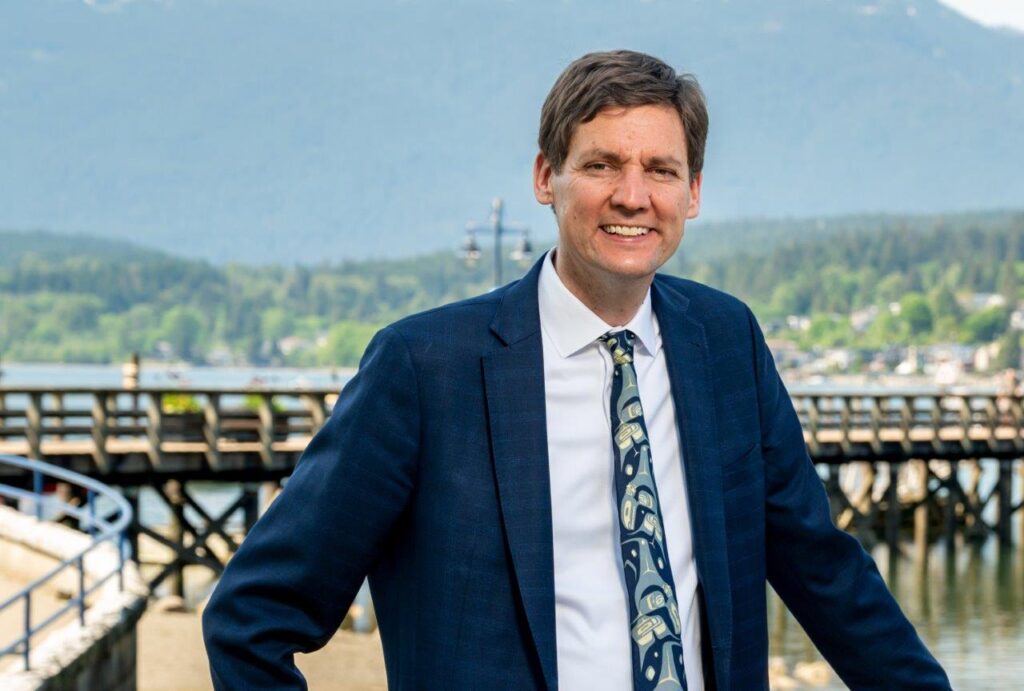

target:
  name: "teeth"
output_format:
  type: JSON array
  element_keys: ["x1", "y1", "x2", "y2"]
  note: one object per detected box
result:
[{"x1": 602, "y1": 225, "x2": 651, "y2": 236}]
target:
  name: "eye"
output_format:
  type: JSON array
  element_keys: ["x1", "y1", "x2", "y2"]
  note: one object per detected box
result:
[
  {"x1": 585, "y1": 161, "x2": 611, "y2": 172},
  {"x1": 651, "y1": 167, "x2": 679, "y2": 178}
]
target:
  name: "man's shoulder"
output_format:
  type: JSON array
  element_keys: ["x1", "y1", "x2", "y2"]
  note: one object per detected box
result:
[
  {"x1": 384, "y1": 284, "x2": 509, "y2": 345},
  {"x1": 654, "y1": 272, "x2": 751, "y2": 322}
]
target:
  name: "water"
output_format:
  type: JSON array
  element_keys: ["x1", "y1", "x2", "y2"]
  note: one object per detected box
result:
[
  {"x1": 0, "y1": 361, "x2": 353, "y2": 390},
  {"x1": 770, "y1": 541, "x2": 1024, "y2": 689},
  {"x1": 3, "y1": 363, "x2": 1022, "y2": 686}
]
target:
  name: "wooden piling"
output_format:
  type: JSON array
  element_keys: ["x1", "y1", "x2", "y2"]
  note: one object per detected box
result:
[
  {"x1": 998, "y1": 459, "x2": 1013, "y2": 546},
  {"x1": 886, "y1": 462, "x2": 901, "y2": 554},
  {"x1": 913, "y1": 460, "x2": 930, "y2": 560},
  {"x1": 165, "y1": 479, "x2": 186, "y2": 598},
  {"x1": 243, "y1": 484, "x2": 260, "y2": 533},
  {"x1": 124, "y1": 486, "x2": 140, "y2": 561},
  {"x1": 944, "y1": 460, "x2": 958, "y2": 554}
]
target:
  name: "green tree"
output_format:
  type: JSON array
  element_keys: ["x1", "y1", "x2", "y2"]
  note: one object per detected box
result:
[
  {"x1": 928, "y1": 284, "x2": 962, "y2": 322},
  {"x1": 995, "y1": 329, "x2": 1022, "y2": 370},
  {"x1": 320, "y1": 322, "x2": 381, "y2": 367},
  {"x1": 963, "y1": 306, "x2": 1010, "y2": 343},
  {"x1": 160, "y1": 306, "x2": 205, "y2": 360},
  {"x1": 899, "y1": 292, "x2": 933, "y2": 337}
]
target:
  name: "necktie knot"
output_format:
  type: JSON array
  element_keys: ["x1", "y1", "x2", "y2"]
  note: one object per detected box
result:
[{"x1": 599, "y1": 330, "x2": 636, "y2": 365}]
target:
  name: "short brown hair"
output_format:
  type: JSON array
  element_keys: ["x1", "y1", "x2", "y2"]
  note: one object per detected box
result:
[{"x1": 538, "y1": 50, "x2": 709, "y2": 178}]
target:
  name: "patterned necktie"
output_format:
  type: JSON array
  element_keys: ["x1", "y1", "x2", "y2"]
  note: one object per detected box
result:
[{"x1": 600, "y1": 330, "x2": 687, "y2": 691}]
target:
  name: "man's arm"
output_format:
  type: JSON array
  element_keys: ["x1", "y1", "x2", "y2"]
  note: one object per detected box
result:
[
  {"x1": 202, "y1": 326, "x2": 420, "y2": 690},
  {"x1": 746, "y1": 307, "x2": 951, "y2": 689}
]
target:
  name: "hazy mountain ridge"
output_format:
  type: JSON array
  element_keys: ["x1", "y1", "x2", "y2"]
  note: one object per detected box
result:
[{"x1": 2, "y1": 0, "x2": 1021, "y2": 263}]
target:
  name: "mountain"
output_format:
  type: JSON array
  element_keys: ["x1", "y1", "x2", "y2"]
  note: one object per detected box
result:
[{"x1": 2, "y1": 0, "x2": 1022, "y2": 264}]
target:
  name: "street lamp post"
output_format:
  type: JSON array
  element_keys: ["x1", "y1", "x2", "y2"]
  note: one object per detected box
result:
[{"x1": 462, "y1": 197, "x2": 532, "y2": 287}]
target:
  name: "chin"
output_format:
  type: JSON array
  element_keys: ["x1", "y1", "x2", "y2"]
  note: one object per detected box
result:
[{"x1": 598, "y1": 259, "x2": 661, "y2": 281}]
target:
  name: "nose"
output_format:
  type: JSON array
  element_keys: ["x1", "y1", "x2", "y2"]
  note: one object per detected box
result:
[{"x1": 610, "y1": 166, "x2": 651, "y2": 212}]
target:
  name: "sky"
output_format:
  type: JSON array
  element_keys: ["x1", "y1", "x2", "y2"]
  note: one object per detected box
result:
[{"x1": 938, "y1": 0, "x2": 1024, "y2": 31}]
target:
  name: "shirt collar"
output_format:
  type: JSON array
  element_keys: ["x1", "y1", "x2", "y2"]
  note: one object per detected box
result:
[{"x1": 537, "y1": 248, "x2": 660, "y2": 359}]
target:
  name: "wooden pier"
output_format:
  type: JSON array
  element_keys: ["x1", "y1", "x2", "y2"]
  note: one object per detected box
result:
[{"x1": 1, "y1": 385, "x2": 1022, "y2": 594}]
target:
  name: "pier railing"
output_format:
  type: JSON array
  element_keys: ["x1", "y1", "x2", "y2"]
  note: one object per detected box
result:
[
  {"x1": 2, "y1": 385, "x2": 1022, "y2": 472},
  {"x1": 0, "y1": 386, "x2": 338, "y2": 480},
  {"x1": 788, "y1": 387, "x2": 1024, "y2": 461},
  {"x1": 0, "y1": 454, "x2": 133, "y2": 670}
]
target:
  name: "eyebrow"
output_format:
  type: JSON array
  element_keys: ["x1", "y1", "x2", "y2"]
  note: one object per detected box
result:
[{"x1": 577, "y1": 148, "x2": 685, "y2": 169}]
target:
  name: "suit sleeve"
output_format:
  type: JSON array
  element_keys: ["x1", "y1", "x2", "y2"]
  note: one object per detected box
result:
[
  {"x1": 745, "y1": 307, "x2": 951, "y2": 689},
  {"x1": 202, "y1": 326, "x2": 420, "y2": 690}
]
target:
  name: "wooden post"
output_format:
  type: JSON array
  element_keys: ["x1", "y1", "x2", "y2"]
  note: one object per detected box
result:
[
  {"x1": 806, "y1": 396, "x2": 821, "y2": 457},
  {"x1": 997, "y1": 459, "x2": 1013, "y2": 547},
  {"x1": 26, "y1": 392, "x2": 42, "y2": 460},
  {"x1": 51, "y1": 392, "x2": 64, "y2": 441},
  {"x1": 930, "y1": 395, "x2": 943, "y2": 452},
  {"x1": 869, "y1": 395, "x2": 883, "y2": 455},
  {"x1": 944, "y1": 460, "x2": 958, "y2": 553},
  {"x1": 124, "y1": 486, "x2": 140, "y2": 561},
  {"x1": 900, "y1": 396, "x2": 914, "y2": 455},
  {"x1": 839, "y1": 396, "x2": 852, "y2": 457},
  {"x1": 123, "y1": 352, "x2": 141, "y2": 432},
  {"x1": 886, "y1": 462, "x2": 901, "y2": 556},
  {"x1": 203, "y1": 393, "x2": 223, "y2": 470},
  {"x1": 964, "y1": 460, "x2": 983, "y2": 537},
  {"x1": 92, "y1": 392, "x2": 111, "y2": 473},
  {"x1": 914, "y1": 460, "x2": 930, "y2": 560},
  {"x1": 146, "y1": 392, "x2": 165, "y2": 468},
  {"x1": 165, "y1": 480, "x2": 186, "y2": 598},
  {"x1": 301, "y1": 393, "x2": 327, "y2": 431},
  {"x1": 959, "y1": 396, "x2": 972, "y2": 447},
  {"x1": 257, "y1": 394, "x2": 275, "y2": 468},
  {"x1": 242, "y1": 484, "x2": 260, "y2": 535}
]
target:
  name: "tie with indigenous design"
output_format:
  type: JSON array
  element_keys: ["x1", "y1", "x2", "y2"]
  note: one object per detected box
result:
[{"x1": 600, "y1": 330, "x2": 687, "y2": 691}]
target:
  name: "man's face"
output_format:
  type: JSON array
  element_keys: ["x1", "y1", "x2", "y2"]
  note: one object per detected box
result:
[{"x1": 533, "y1": 103, "x2": 702, "y2": 291}]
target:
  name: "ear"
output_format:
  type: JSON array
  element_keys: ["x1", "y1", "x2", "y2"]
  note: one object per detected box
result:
[
  {"x1": 533, "y1": 152, "x2": 555, "y2": 206},
  {"x1": 686, "y1": 171, "x2": 703, "y2": 219}
]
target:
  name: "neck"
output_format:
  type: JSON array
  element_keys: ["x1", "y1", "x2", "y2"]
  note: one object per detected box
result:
[{"x1": 552, "y1": 250, "x2": 651, "y2": 326}]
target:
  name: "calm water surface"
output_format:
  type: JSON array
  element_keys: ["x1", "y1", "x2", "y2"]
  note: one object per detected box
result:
[{"x1": 769, "y1": 539, "x2": 1024, "y2": 689}]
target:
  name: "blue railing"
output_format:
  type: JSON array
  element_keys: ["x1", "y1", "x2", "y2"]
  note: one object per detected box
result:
[{"x1": 0, "y1": 454, "x2": 132, "y2": 671}]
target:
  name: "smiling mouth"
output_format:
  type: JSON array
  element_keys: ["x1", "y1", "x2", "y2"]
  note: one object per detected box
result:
[{"x1": 600, "y1": 224, "x2": 652, "y2": 237}]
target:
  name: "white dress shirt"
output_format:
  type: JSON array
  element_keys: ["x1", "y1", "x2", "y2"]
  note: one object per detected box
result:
[{"x1": 538, "y1": 249, "x2": 703, "y2": 691}]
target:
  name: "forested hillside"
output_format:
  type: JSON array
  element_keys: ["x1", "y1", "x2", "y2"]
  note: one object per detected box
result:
[{"x1": 2, "y1": 211, "x2": 1023, "y2": 366}]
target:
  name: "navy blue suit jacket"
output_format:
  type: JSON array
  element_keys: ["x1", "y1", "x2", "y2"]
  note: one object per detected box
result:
[{"x1": 202, "y1": 257, "x2": 950, "y2": 689}]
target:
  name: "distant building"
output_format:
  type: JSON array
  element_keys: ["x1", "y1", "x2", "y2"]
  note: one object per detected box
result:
[
  {"x1": 850, "y1": 305, "x2": 879, "y2": 332},
  {"x1": 786, "y1": 315, "x2": 811, "y2": 331},
  {"x1": 973, "y1": 341, "x2": 1002, "y2": 373},
  {"x1": 965, "y1": 293, "x2": 1007, "y2": 312}
]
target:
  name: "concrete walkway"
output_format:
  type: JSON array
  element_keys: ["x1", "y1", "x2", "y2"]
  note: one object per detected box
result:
[
  {"x1": 0, "y1": 572, "x2": 73, "y2": 670},
  {"x1": 137, "y1": 609, "x2": 387, "y2": 690}
]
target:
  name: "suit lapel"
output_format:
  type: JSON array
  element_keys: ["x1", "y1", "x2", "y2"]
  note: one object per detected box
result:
[
  {"x1": 653, "y1": 277, "x2": 734, "y2": 661},
  {"x1": 483, "y1": 258, "x2": 557, "y2": 691}
]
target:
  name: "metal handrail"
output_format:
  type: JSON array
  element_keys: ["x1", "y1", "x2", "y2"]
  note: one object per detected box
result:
[{"x1": 0, "y1": 454, "x2": 132, "y2": 671}]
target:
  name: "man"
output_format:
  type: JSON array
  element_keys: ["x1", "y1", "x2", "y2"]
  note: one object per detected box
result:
[{"x1": 203, "y1": 50, "x2": 950, "y2": 689}]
